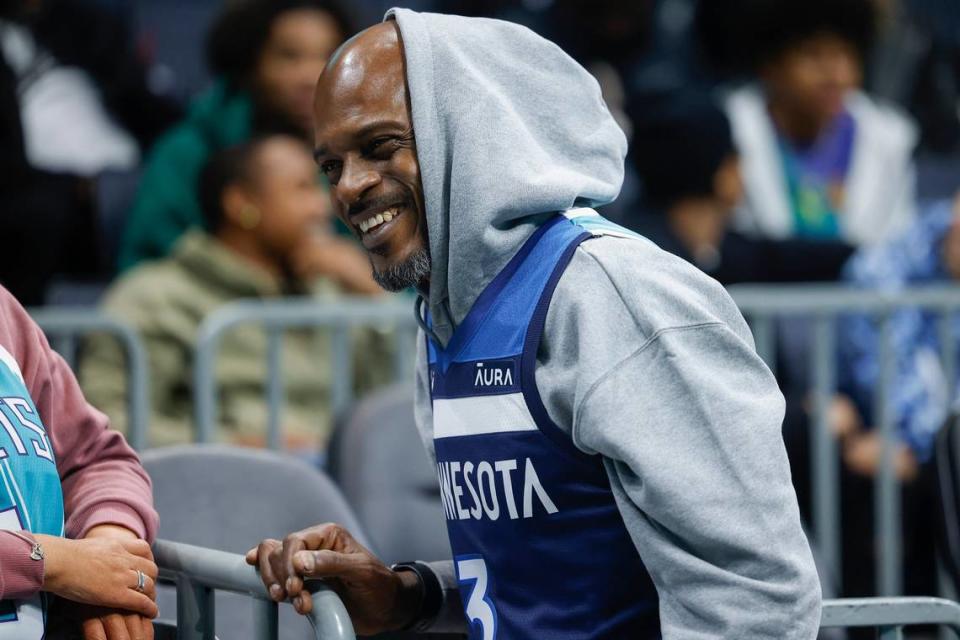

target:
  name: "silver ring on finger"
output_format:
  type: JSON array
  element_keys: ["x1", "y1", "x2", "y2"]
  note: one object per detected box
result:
[{"x1": 134, "y1": 569, "x2": 146, "y2": 593}]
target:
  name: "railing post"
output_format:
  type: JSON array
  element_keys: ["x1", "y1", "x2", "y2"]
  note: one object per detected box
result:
[
  {"x1": 253, "y1": 598, "x2": 279, "y2": 639},
  {"x1": 175, "y1": 575, "x2": 215, "y2": 640},
  {"x1": 876, "y1": 314, "x2": 903, "y2": 596},
  {"x1": 811, "y1": 315, "x2": 841, "y2": 588},
  {"x1": 879, "y1": 626, "x2": 905, "y2": 640},
  {"x1": 265, "y1": 328, "x2": 284, "y2": 450}
]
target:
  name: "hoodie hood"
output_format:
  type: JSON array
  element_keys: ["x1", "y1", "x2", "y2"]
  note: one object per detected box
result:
[{"x1": 386, "y1": 8, "x2": 627, "y2": 344}]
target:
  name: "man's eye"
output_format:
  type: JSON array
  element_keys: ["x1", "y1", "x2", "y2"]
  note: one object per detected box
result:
[
  {"x1": 365, "y1": 137, "x2": 396, "y2": 157},
  {"x1": 319, "y1": 161, "x2": 341, "y2": 184}
]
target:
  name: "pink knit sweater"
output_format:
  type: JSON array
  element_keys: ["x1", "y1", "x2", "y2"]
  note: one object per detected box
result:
[{"x1": 0, "y1": 287, "x2": 157, "y2": 599}]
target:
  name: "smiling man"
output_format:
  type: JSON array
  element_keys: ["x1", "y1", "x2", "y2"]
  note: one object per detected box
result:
[{"x1": 248, "y1": 9, "x2": 822, "y2": 639}]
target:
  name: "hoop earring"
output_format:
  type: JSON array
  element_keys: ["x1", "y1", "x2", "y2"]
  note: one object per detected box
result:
[{"x1": 239, "y1": 205, "x2": 261, "y2": 230}]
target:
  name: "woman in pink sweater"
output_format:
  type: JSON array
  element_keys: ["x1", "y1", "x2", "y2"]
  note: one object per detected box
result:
[{"x1": 0, "y1": 286, "x2": 158, "y2": 639}]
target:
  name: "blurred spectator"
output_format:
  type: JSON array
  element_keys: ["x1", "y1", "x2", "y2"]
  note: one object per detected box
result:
[
  {"x1": 81, "y1": 135, "x2": 389, "y2": 451},
  {"x1": 623, "y1": 92, "x2": 855, "y2": 284},
  {"x1": 0, "y1": 0, "x2": 182, "y2": 304},
  {"x1": 723, "y1": 0, "x2": 919, "y2": 246},
  {"x1": 839, "y1": 196, "x2": 960, "y2": 467},
  {"x1": 118, "y1": 0, "x2": 353, "y2": 272}
]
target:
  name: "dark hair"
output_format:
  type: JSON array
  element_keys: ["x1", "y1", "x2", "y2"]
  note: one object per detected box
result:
[
  {"x1": 206, "y1": 0, "x2": 355, "y2": 84},
  {"x1": 698, "y1": 0, "x2": 877, "y2": 74},
  {"x1": 197, "y1": 138, "x2": 271, "y2": 232},
  {"x1": 629, "y1": 92, "x2": 735, "y2": 210}
]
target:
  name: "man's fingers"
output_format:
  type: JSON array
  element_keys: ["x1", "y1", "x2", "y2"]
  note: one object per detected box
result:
[
  {"x1": 82, "y1": 617, "x2": 108, "y2": 640},
  {"x1": 293, "y1": 591, "x2": 314, "y2": 616},
  {"x1": 297, "y1": 523, "x2": 357, "y2": 553},
  {"x1": 245, "y1": 547, "x2": 258, "y2": 565},
  {"x1": 281, "y1": 534, "x2": 308, "y2": 597},
  {"x1": 292, "y1": 549, "x2": 363, "y2": 578},
  {"x1": 256, "y1": 541, "x2": 285, "y2": 601}
]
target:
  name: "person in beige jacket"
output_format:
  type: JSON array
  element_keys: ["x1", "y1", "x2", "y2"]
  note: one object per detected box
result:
[{"x1": 81, "y1": 134, "x2": 392, "y2": 451}]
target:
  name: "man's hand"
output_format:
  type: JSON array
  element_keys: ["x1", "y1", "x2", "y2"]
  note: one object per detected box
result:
[
  {"x1": 289, "y1": 235, "x2": 383, "y2": 295},
  {"x1": 246, "y1": 523, "x2": 422, "y2": 636}
]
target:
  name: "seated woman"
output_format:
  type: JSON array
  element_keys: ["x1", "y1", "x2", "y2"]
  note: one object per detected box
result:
[
  {"x1": 0, "y1": 286, "x2": 158, "y2": 639},
  {"x1": 82, "y1": 135, "x2": 391, "y2": 451}
]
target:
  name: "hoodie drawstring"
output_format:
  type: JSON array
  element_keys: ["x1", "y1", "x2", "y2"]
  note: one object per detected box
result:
[{"x1": 414, "y1": 295, "x2": 445, "y2": 347}]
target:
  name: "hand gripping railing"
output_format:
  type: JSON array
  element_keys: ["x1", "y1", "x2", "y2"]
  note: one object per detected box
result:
[
  {"x1": 153, "y1": 539, "x2": 356, "y2": 640},
  {"x1": 822, "y1": 597, "x2": 960, "y2": 638}
]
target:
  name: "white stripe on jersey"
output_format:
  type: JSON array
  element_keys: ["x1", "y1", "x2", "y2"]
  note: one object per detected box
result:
[{"x1": 434, "y1": 393, "x2": 538, "y2": 439}]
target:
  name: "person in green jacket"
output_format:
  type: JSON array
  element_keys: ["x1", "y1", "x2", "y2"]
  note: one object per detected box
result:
[
  {"x1": 118, "y1": 0, "x2": 353, "y2": 271},
  {"x1": 83, "y1": 135, "x2": 391, "y2": 450}
]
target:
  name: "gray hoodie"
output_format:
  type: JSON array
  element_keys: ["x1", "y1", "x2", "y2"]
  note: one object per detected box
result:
[{"x1": 388, "y1": 7, "x2": 822, "y2": 638}]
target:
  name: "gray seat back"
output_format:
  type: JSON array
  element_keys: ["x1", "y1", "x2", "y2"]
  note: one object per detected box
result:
[
  {"x1": 143, "y1": 444, "x2": 368, "y2": 640},
  {"x1": 329, "y1": 384, "x2": 451, "y2": 565}
]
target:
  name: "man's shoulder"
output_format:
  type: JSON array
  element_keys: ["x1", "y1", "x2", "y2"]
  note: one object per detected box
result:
[{"x1": 553, "y1": 234, "x2": 746, "y2": 340}]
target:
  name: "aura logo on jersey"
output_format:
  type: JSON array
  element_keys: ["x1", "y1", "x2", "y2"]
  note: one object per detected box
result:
[
  {"x1": 436, "y1": 457, "x2": 558, "y2": 522},
  {"x1": 473, "y1": 362, "x2": 513, "y2": 389}
]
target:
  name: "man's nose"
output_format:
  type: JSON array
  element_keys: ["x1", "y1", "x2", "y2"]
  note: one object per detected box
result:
[{"x1": 336, "y1": 158, "x2": 380, "y2": 207}]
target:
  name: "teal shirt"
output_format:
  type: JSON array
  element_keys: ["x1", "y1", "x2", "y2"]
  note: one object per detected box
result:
[
  {"x1": 0, "y1": 348, "x2": 63, "y2": 637},
  {"x1": 778, "y1": 110, "x2": 856, "y2": 239}
]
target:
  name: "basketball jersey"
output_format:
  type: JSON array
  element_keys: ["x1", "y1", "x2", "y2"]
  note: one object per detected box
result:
[
  {"x1": 0, "y1": 345, "x2": 64, "y2": 639},
  {"x1": 427, "y1": 210, "x2": 660, "y2": 639}
]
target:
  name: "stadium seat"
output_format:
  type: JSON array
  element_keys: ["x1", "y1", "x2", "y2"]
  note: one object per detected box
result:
[
  {"x1": 143, "y1": 444, "x2": 370, "y2": 640},
  {"x1": 328, "y1": 383, "x2": 451, "y2": 565}
]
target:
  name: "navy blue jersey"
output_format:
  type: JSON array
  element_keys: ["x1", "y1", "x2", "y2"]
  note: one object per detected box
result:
[{"x1": 427, "y1": 211, "x2": 660, "y2": 639}]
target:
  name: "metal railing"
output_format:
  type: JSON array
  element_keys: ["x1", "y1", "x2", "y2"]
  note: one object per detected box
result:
[
  {"x1": 151, "y1": 538, "x2": 960, "y2": 640},
  {"x1": 730, "y1": 284, "x2": 960, "y2": 598},
  {"x1": 153, "y1": 539, "x2": 356, "y2": 640},
  {"x1": 30, "y1": 308, "x2": 149, "y2": 451},
  {"x1": 192, "y1": 298, "x2": 418, "y2": 447},
  {"x1": 822, "y1": 597, "x2": 960, "y2": 638}
]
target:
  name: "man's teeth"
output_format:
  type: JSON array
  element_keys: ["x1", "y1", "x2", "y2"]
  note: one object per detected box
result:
[{"x1": 359, "y1": 208, "x2": 398, "y2": 234}]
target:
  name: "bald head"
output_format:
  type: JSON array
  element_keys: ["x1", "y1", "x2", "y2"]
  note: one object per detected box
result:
[
  {"x1": 311, "y1": 20, "x2": 430, "y2": 291},
  {"x1": 314, "y1": 22, "x2": 406, "y2": 135}
]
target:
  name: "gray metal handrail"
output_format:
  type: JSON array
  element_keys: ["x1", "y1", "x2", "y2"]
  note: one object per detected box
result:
[
  {"x1": 192, "y1": 298, "x2": 417, "y2": 446},
  {"x1": 153, "y1": 539, "x2": 356, "y2": 640},
  {"x1": 29, "y1": 308, "x2": 150, "y2": 451},
  {"x1": 822, "y1": 597, "x2": 960, "y2": 638},
  {"x1": 729, "y1": 284, "x2": 960, "y2": 599}
]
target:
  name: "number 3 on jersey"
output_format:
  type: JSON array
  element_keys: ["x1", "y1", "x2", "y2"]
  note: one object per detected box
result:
[{"x1": 456, "y1": 555, "x2": 498, "y2": 640}]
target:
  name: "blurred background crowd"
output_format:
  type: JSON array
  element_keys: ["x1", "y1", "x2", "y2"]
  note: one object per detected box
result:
[{"x1": 3, "y1": 0, "x2": 960, "y2": 615}]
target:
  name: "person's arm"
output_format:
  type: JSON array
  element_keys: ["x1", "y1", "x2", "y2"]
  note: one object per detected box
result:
[
  {"x1": 0, "y1": 288, "x2": 160, "y2": 639},
  {"x1": 573, "y1": 320, "x2": 821, "y2": 638},
  {"x1": 1, "y1": 288, "x2": 157, "y2": 541}
]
